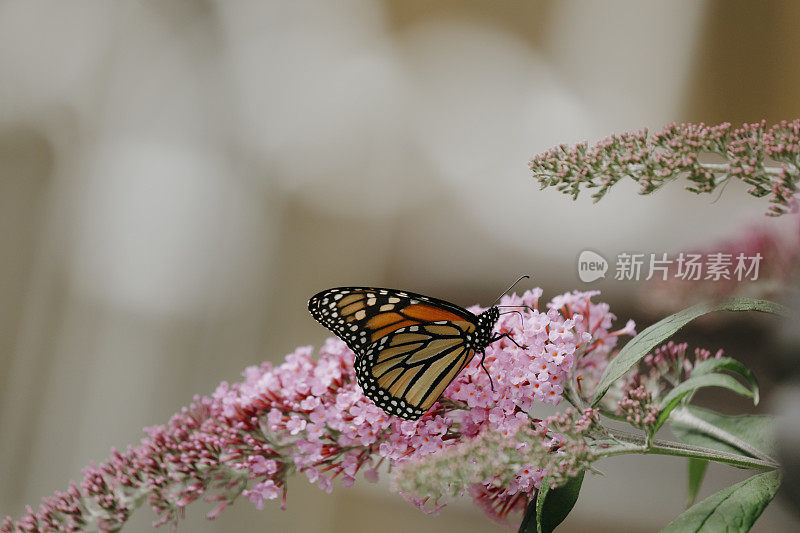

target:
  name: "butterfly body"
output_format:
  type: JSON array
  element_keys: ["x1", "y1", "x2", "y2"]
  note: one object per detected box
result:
[{"x1": 308, "y1": 287, "x2": 501, "y2": 420}]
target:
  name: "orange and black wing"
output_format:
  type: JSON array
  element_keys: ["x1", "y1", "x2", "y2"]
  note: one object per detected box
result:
[
  {"x1": 355, "y1": 322, "x2": 475, "y2": 419},
  {"x1": 308, "y1": 287, "x2": 477, "y2": 353}
]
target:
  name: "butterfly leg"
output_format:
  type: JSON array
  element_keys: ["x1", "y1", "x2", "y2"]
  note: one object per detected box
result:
[
  {"x1": 478, "y1": 351, "x2": 495, "y2": 391},
  {"x1": 480, "y1": 332, "x2": 527, "y2": 391},
  {"x1": 490, "y1": 332, "x2": 526, "y2": 350}
]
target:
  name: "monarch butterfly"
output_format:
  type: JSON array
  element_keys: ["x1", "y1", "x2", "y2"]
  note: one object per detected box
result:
[{"x1": 308, "y1": 278, "x2": 527, "y2": 420}]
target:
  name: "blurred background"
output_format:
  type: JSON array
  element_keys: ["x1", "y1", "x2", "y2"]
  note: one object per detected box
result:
[{"x1": 1, "y1": 1, "x2": 799, "y2": 531}]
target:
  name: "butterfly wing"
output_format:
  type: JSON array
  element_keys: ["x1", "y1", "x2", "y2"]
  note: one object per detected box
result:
[
  {"x1": 308, "y1": 287, "x2": 480, "y2": 419},
  {"x1": 308, "y1": 287, "x2": 477, "y2": 353},
  {"x1": 356, "y1": 323, "x2": 476, "y2": 419}
]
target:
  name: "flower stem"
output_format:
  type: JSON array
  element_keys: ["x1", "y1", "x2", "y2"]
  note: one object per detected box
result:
[
  {"x1": 597, "y1": 430, "x2": 780, "y2": 471},
  {"x1": 624, "y1": 162, "x2": 796, "y2": 177}
]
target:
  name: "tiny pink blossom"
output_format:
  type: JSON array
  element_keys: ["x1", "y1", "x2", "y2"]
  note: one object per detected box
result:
[
  {"x1": 250, "y1": 456, "x2": 278, "y2": 476},
  {"x1": 244, "y1": 480, "x2": 279, "y2": 510},
  {"x1": 286, "y1": 416, "x2": 307, "y2": 435}
]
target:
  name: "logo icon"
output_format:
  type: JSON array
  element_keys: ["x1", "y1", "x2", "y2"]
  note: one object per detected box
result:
[{"x1": 578, "y1": 250, "x2": 608, "y2": 282}]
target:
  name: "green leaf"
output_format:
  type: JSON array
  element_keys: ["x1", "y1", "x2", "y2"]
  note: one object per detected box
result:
[
  {"x1": 519, "y1": 472, "x2": 585, "y2": 533},
  {"x1": 590, "y1": 298, "x2": 787, "y2": 406},
  {"x1": 661, "y1": 471, "x2": 781, "y2": 532},
  {"x1": 686, "y1": 458, "x2": 708, "y2": 508},
  {"x1": 519, "y1": 495, "x2": 538, "y2": 533},
  {"x1": 670, "y1": 406, "x2": 775, "y2": 457},
  {"x1": 653, "y1": 374, "x2": 755, "y2": 434},
  {"x1": 690, "y1": 357, "x2": 759, "y2": 405}
]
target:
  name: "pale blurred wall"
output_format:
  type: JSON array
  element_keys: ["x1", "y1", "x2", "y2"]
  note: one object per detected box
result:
[{"x1": 1, "y1": 1, "x2": 799, "y2": 532}]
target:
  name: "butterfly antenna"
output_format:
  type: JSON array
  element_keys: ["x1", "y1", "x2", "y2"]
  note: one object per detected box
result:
[{"x1": 489, "y1": 274, "x2": 530, "y2": 308}]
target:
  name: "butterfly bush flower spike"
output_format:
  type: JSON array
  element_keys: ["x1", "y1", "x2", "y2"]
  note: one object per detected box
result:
[
  {"x1": 530, "y1": 120, "x2": 800, "y2": 216},
  {"x1": 2, "y1": 289, "x2": 633, "y2": 532}
]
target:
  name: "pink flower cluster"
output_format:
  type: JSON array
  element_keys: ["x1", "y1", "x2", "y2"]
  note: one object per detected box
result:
[
  {"x1": 607, "y1": 340, "x2": 725, "y2": 425},
  {"x1": 2, "y1": 289, "x2": 633, "y2": 532},
  {"x1": 530, "y1": 120, "x2": 800, "y2": 216},
  {"x1": 644, "y1": 341, "x2": 723, "y2": 383},
  {"x1": 616, "y1": 385, "x2": 660, "y2": 429},
  {"x1": 220, "y1": 288, "x2": 632, "y2": 520}
]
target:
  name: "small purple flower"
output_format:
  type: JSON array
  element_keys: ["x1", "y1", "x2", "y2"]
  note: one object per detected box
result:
[
  {"x1": 250, "y1": 456, "x2": 278, "y2": 476},
  {"x1": 286, "y1": 416, "x2": 307, "y2": 435},
  {"x1": 244, "y1": 480, "x2": 280, "y2": 510}
]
